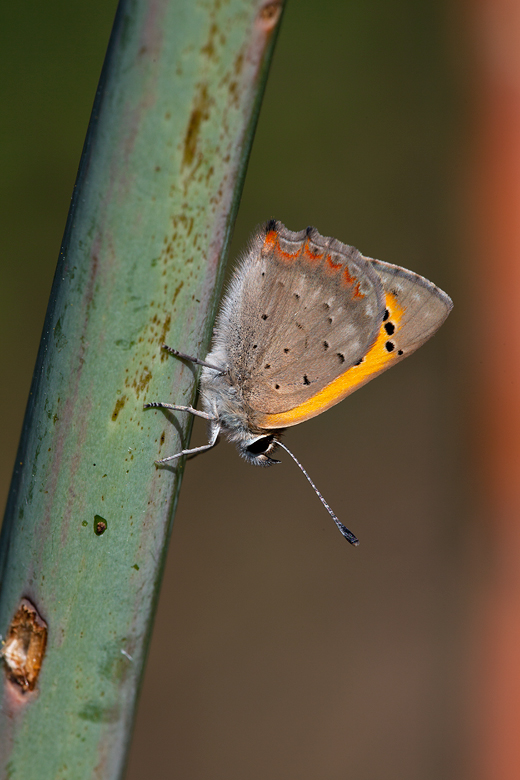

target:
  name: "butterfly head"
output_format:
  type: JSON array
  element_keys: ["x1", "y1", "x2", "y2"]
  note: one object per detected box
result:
[{"x1": 235, "y1": 432, "x2": 282, "y2": 466}]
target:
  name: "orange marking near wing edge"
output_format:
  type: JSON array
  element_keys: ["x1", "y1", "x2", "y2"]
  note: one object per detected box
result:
[
  {"x1": 326, "y1": 254, "x2": 343, "y2": 272},
  {"x1": 353, "y1": 282, "x2": 365, "y2": 299},
  {"x1": 257, "y1": 292, "x2": 404, "y2": 429},
  {"x1": 343, "y1": 266, "x2": 355, "y2": 285},
  {"x1": 264, "y1": 230, "x2": 301, "y2": 262},
  {"x1": 263, "y1": 230, "x2": 278, "y2": 251},
  {"x1": 275, "y1": 245, "x2": 301, "y2": 261},
  {"x1": 303, "y1": 242, "x2": 324, "y2": 261}
]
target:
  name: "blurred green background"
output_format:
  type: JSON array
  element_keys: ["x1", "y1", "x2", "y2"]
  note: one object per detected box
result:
[{"x1": 0, "y1": 1, "x2": 467, "y2": 778}]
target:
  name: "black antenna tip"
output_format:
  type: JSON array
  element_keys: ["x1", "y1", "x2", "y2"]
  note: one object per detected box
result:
[
  {"x1": 276, "y1": 440, "x2": 360, "y2": 546},
  {"x1": 340, "y1": 527, "x2": 360, "y2": 546}
]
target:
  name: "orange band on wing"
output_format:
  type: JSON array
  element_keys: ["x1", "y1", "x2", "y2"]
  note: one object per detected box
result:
[
  {"x1": 257, "y1": 293, "x2": 404, "y2": 429},
  {"x1": 326, "y1": 254, "x2": 343, "y2": 272},
  {"x1": 264, "y1": 230, "x2": 302, "y2": 262},
  {"x1": 353, "y1": 281, "x2": 365, "y2": 299},
  {"x1": 263, "y1": 230, "x2": 278, "y2": 251},
  {"x1": 303, "y1": 242, "x2": 324, "y2": 261},
  {"x1": 276, "y1": 244, "x2": 301, "y2": 261}
]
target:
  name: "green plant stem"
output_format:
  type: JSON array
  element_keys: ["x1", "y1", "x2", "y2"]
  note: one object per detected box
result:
[{"x1": 0, "y1": 1, "x2": 284, "y2": 777}]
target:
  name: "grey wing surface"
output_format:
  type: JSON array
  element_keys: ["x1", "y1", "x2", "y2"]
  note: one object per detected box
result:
[
  {"x1": 212, "y1": 223, "x2": 386, "y2": 415},
  {"x1": 370, "y1": 258, "x2": 453, "y2": 358}
]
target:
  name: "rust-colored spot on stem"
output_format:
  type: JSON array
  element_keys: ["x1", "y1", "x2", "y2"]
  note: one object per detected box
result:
[
  {"x1": 112, "y1": 394, "x2": 127, "y2": 421},
  {"x1": 94, "y1": 514, "x2": 108, "y2": 536},
  {"x1": 183, "y1": 84, "x2": 210, "y2": 168},
  {"x1": 2, "y1": 599, "x2": 48, "y2": 692},
  {"x1": 258, "y1": 0, "x2": 283, "y2": 28}
]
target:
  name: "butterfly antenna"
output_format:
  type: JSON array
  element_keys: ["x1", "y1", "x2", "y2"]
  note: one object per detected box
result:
[{"x1": 276, "y1": 441, "x2": 360, "y2": 546}]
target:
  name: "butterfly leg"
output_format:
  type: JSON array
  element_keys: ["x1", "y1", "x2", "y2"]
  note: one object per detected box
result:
[
  {"x1": 154, "y1": 425, "x2": 220, "y2": 465},
  {"x1": 161, "y1": 344, "x2": 224, "y2": 373},
  {"x1": 143, "y1": 401, "x2": 216, "y2": 421}
]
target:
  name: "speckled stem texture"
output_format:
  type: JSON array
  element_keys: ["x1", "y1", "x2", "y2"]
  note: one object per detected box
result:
[{"x1": 0, "y1": 1, "x2": 284, "y2": 777}]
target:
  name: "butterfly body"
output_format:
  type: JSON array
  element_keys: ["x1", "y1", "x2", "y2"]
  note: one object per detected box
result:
[
  {"x1": 197, "y1": 220, "x2": 452, "y2": 464},
  {"x1": 145, "y1": 220, "x2": 452, "y2": 542}
]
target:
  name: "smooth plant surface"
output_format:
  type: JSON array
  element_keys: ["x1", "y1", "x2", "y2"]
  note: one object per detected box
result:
[{"x1": 0, "y1": 1, "x2": 283, "y2": 777}]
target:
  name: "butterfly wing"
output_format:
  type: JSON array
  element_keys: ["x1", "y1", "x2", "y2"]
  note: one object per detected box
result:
[
  {"x1": 369, "y1": 257, "x2": 453, "y2": 354},
  {"x1": 257, "y1": 255, "x2": 453, "y2": 429},
  {"x1": 207, "y1": 221, "x2": 387, "y2": 422}
]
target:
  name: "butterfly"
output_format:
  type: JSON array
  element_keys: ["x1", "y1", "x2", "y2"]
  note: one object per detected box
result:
[{"x1": 145, "y1": 220, "x2": 452, "y2": 544}]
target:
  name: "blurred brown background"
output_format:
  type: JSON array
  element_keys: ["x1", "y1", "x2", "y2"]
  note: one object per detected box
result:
[{"x1": 1, "y1": 1, "x2": 473, "y2": 778}]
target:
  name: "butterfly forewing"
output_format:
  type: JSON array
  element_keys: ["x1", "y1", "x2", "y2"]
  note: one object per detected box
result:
[{"x1": 221, "y1": 223, "x2": 386, "y2": 415}]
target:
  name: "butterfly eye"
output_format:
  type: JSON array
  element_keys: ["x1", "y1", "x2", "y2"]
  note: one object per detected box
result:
[{"x1": 246, "y1": 436, "x2": 274, "y2": 456}]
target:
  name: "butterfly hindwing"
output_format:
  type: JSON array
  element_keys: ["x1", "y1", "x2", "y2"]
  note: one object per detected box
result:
[{"x1": 369, "y1": 258, "x2": 453, "y2": 356}]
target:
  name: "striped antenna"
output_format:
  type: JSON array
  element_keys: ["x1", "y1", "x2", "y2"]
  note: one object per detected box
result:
[{"x1": 276, "y1": 441, "x2": 359, "y2": 546}]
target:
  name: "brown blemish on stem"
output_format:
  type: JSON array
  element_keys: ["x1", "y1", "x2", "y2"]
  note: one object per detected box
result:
[
  {"x1": 234, "y1": 51, "x2": 244, "y2": 75},
  {"x1": 201, "y1": 22, "x2": 219, "y2": 61},
  {"x1": 111, "y1": 394, "x2": 127, "y2": 421},
  {"x1": 257, "y1": 0, "x2": 283, "y2": 29},
  {"x1": 134, "y1": 368, "x2": 152, "y2": 398},
  {"x1": 158, "y1": 313, "x2": 172, "y2": 346},
  {"x1": 2, "y1": 599, "x2": 48, "y2": 692},
  {"x1": 183, "y1": 84, "x2": 211, "y2": 168},
  {"x1": 171, "y1": 282, "x2": 184, "y2": 306},
  {"x1": 94, "y1": 515, "x2": 108, "y2": 536}
]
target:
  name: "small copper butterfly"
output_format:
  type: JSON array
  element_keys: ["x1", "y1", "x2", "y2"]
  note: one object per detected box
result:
[{"x1": 145, "y1": 220, "x2": 452, "y2": 545}]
